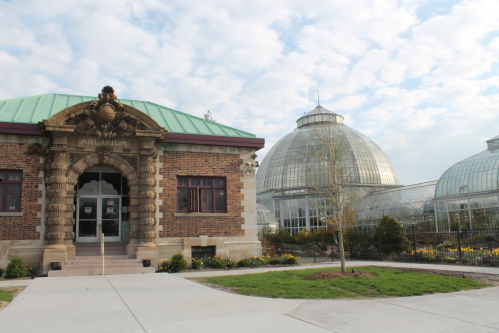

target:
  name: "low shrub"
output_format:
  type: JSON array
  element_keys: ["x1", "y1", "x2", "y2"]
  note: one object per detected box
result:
[
  {"x1": 225, "y1": 258, "x2": 236, "y2": 268},
  {"x1": 280, "y1": 254, "x2": 298, "y2": 265},
  {"x1": 237, "y1": 257, "x2": 251, "y2": 267},
  {"x1": 204, "y1": 256, "x2": 226, "y2": 269},
  {"x1": 0, "y1": 267, "x2": 4, "y2": 278},
  {"x1": 158, "y1": 259, "x2": 171, "y2": 272},
  {"x1": 28, "y1": 266, "x2": 39, "y2": 278},
  {"x1": 269, "y1": 257, "x2": 281, "y2": 265},
  {"x1": 249, "y1": 256, "x2": 266, "y2": 268},
  {"x1": 191, "y1": 258, "x2": 204, "y2": 270},
  {"x1": 5, "y1": 257, "x2": 28, "y2": 279},
  {"x1": 170, "y1": 253, "x2": 188, "y2": 273}
]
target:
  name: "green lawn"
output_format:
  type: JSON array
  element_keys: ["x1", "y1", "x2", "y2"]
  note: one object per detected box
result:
[
  {"x1": 0, "y1": 289, "x2": 16, "y2": 303},
  {"x1": 202, "y1": 267, "x2": 487, "y2": 299}
]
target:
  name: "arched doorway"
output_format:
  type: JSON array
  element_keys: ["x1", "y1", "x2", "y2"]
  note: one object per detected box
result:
[
  {"x1": 75, "y1": 167, "x2": 130, "y2": 243},
  {"x1": 40, "y1": 86, "x2": 166, "y2": 273}
]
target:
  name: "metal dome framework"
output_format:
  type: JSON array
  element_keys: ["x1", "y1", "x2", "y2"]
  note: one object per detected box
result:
[
  {"x1": 355, "y1": 181, "x2": 437, "y2": 230},
  {"x1": 257, "y1": 105, "x2": 400, "y2": 234},
  {"x1": 433, "y1": 136, "x2": 499, "y2": 231}
]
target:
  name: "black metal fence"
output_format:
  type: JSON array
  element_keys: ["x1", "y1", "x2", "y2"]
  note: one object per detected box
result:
[
  {"x1": 259, "y1": 227, "x2": 338, "y2": 263},
  {"x1": 349, "y1": 224, "x2": 499, "y2": 266},
  {"x1": 259, "y1": 224, "x2": 499, "y2": 266}
]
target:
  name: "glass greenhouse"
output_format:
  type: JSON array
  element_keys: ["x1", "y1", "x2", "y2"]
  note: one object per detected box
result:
[
  {"x1": 256, "y1": 203, "x2": 279, "y2": 232},
  {"x1": 257, "y1": 104, "x2": 401, "y2": 234},
  {"x1": 433, "y1": 135, "x2": 499, "y2": 231},
  {"x1": 355, "y1": 181, "x2": 437, "y2": 230}
]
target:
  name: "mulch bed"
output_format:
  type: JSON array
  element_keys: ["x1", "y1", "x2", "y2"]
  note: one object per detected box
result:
[{"x1": 302, "y1": 270, "x2": 375, "y2": 280}]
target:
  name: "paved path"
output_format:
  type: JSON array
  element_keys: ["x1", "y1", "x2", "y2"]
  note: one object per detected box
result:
[
  {"x1": 176, "y1": 260, "x2": 499, "y2": 278},
  {"x1": 0, "y1": 262, "x2": 498, "y2": 333}
]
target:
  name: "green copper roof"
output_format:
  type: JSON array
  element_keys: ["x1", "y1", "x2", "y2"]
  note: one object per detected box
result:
[{"x1": 0, "y1": 93, "x2": 256, "y2": 138}]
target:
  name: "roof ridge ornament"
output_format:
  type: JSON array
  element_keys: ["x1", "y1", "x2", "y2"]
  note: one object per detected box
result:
[{"x1": 66, "y1": 86, "x2": 139, "y2": 138}]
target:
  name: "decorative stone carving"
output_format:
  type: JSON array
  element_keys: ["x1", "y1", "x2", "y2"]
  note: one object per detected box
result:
[
  {"x1": 139, "y1": 165, "x2": 157, "y2": 173},
  {"x1": 69, "y1": 153, "x2": 87, "y2": 166},
  {"x1": 66, "y1": 86, "x2": 145, "y2": 138},
  {"x1": 49, "y1": 176, "x2": 67, "y2": 183},
  {"x1": 71, "y1": 164, "x2": 84, "y2": 175},
  {"x1": 47, "y1": 190, "x2": 67, "y2": 198},
  {"x1": 139, "y1": 191, "x2": 156, "y2": 198},
  {"x1": 139, "y1": 218, "x2": 156, "y2": 225},
  {"x1": 84, "y1": 155, "x2": 94, "y2": 167},
  {"x1": 138, "y1": 231, "x2": 156, "y2": 239},
  {"x1": 96, "y1": 147, "x2": 112, "y2": 164},
  {"x1": 50, "y1": 162, "x2": 68, "y2": 170},
  {"x1": 138, "y1": 204, "x2": 156, "y2": 212},
  {"x1": 139, "y1": 178, "x2": 156, "y2": 186},
  {"x1": 47, "y1": 204, "x2": 68, "y2": 212},
  {"x1": 120, "y1": 155, "x2": 138, "y2": 169}
]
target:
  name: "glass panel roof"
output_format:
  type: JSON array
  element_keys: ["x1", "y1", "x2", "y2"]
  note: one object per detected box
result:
[
  {"x1": 257, "y1": 115, "x2": 399, "y2": 194},
  {"x1": 436, "y1": 142, "x2": 499, "y2": 198},
  {"x1": 356, "y1": 181, "x2": 437, "y2": 222}
]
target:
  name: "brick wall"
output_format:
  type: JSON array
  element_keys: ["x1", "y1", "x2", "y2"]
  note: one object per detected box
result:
[
  {"x1": 0, "y1": 142, "x2": 43, "y2": 240},
  {"x1": 158, "y1": 151, "x2": 245, "y2": 237}
]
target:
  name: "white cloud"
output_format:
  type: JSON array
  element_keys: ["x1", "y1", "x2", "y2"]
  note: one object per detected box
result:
[{"x1": 0, "y1": 0, "x2": 498, "y2": 186}]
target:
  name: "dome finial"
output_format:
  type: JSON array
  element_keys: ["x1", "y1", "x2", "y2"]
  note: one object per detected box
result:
[{"x1": 317, "y1": 86, "x2": 320, "y2": 106}]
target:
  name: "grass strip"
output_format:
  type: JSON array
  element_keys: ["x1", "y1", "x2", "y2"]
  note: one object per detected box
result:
[
  {"x1": 0, "y1": 289, "x2": 16, "y2": 302},
  {"x1": 202, "y1": 266, "x2": 487, "y2": 299}
]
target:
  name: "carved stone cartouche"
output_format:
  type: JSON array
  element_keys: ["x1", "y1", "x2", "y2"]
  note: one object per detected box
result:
[{"x1": 66, "y1": 86, "x2": 143, "y2": 138}]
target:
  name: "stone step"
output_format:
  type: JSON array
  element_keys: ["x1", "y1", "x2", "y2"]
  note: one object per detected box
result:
[
  {"x1": 74, "y1": 255, "x2": 129, "y2": 260},
  {"x1": 48, "y1": 267, "x2": 156, "y2": 277},
  {"x1": 68, "y1": 259, "x2": 141, "y2": 265},
  {"x1": 62, "y1": 263, "x2": 143, "y2": 270},
  {"x1": 75, "y1": 243, "x2": 126, "y2": 246},
  {"x1": 75, "y1": 251, "x2": 126, "y2": 257}
]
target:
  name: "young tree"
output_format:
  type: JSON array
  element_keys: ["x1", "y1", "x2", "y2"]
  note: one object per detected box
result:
[
  {"x1": 304, "y1": 124, "x2": 359, "y2": 273},
  {"x1": 204, "y1": 110, "x2": 215, "y2": 122}
]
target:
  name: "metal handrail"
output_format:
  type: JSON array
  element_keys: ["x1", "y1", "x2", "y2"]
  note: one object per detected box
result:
[{"x1": 100, "y1": 223, "x2": 105, "y2": 275}]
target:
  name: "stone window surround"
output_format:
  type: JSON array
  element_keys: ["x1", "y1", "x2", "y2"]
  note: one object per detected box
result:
[
  {"x1": 176, "y1": 176, "x2": 227, "y2": 213},
  {"x1": 0, "y1": 169, "x2": 23, "y2": 212}
]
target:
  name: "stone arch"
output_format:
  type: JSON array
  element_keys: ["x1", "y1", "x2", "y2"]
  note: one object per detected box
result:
[
  {"x1": 63, "y1": 153, "x2": 142, "y2": 248},
  {"x1": 65, "y1": 153, "x2": 139, "y2": 189}
]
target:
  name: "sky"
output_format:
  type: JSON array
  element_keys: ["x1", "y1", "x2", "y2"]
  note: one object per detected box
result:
[{"x1": 0, "y1": 0, "x2": 498, "y2": 185}]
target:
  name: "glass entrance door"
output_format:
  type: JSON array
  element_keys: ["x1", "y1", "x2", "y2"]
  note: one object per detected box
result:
[
  {"x1": 78, "y1": 197, "x2": 98, "y2": 242},
  {"x1": 77, "y1": 196, "x2": 121, "y2": 243},
  {"x1": 101, "y1": 197, "x2": 121, "y2": 242}
]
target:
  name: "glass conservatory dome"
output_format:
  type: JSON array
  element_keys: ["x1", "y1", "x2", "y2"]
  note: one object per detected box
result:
[
  {"x1": 257, "y1": 105, "x2": 399, "y2": 194},
  {"x1": 435, "y1": 135, "x2": 499, "y2": 198}
]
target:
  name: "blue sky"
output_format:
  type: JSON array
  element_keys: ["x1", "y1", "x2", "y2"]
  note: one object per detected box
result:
[{"x1": 0, "y1": 0, "x2": 498, "y2": 185}]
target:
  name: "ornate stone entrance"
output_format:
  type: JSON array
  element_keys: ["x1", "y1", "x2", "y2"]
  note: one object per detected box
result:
[{"x1": 40, "y1": 86, "x2": 166, "y2": 273}]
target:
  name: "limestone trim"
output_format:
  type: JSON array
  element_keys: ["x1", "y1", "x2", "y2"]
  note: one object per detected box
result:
[
  {"x1": 0, "y1": 212, "x2": 23, "y2": 216},
  {"x1": 173, "y1": 213, "x2": 231, "y2": 217}
]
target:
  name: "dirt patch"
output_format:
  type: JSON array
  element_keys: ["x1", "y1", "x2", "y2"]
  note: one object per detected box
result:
[
  {"x1": 302, "y1": 270, "x2": 376, "y2": 281},
  {"x1": 372, "y1": 266, "x2": 499, "y2": 286},
  {"x1": 0, "y1": 286, "x2": 26, "y2": 311},
  {"x1": 187, "y1": 279, "x2": 241, "y2": 295}
]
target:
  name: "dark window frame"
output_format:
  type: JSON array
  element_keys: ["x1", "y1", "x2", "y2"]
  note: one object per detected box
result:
[
  {"x1": 0, "y1": 170, "x2": 23, "y2": 212},
  {"x1": 176, "y1": 176, "x2": 227, "y2": 213}
]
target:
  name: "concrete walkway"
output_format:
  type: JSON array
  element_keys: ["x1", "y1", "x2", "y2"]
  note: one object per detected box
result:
[
  {"x1": 0, "y1": 262, "x2": 498, "y2": 333},
  {"x1": 176, "y1": 260, "x2": 499, "y2": 278}
]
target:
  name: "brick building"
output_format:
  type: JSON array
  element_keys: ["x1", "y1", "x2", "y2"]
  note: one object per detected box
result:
[{"x1": 0, "y1": 86, "x2": 264, "y2": 274}]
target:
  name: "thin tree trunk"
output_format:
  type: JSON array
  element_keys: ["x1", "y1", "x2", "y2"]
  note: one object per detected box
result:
[{"x1": 338, "y1": 229, "x2": 346, "y2": 273}]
